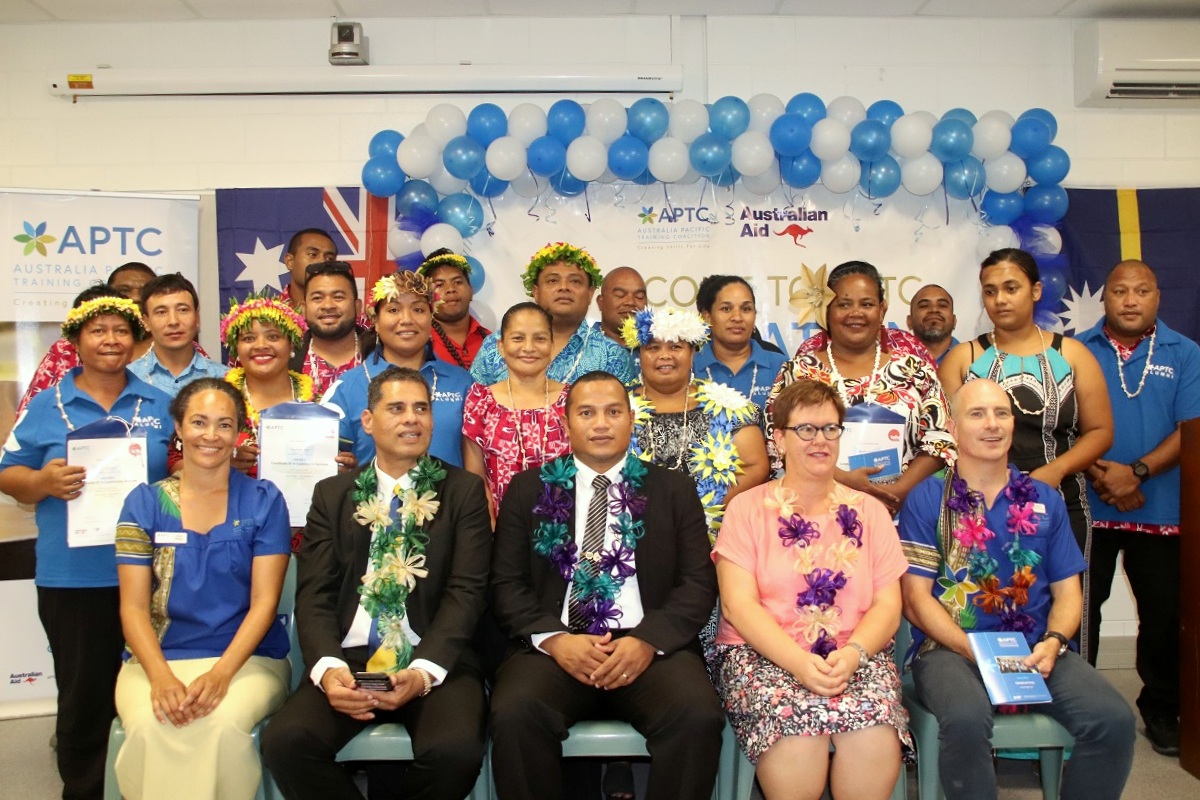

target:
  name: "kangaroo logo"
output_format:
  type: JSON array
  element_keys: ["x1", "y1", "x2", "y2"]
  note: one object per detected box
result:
[{"x1": 775, "y1": 224, "x2": 814, "y2": 246}]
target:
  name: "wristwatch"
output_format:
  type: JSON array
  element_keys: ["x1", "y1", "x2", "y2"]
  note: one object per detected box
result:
[
  {"x1": 1130, "y1": 460, "x2": 1150, "y2": 483},
  {"x1": 1040, "y1": 630, "x2": 1070, "y2": 657}
]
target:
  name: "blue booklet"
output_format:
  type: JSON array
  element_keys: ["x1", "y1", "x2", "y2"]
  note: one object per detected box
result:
[{"x1": 967, "y1": 631, "x2": 1052, "y2": 705}]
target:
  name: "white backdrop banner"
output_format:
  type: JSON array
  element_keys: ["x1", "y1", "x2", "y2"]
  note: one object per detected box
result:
[
  {"x1": 1, "y1": 188, "x2": 200, "y2": 323},
  {"x1": 0, "y1": 580, "x2": 56, "y2": 718}
]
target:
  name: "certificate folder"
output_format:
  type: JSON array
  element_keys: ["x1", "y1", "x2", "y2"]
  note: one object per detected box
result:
[
  {"x1": 66, "y1": 416, "x2": 149, "y2": 548},
  {"x1": 968, "y1": 631, "x2": 1053, "y2": 705},
  {"x1": 258, "y1": 402, "x2": 340, "y2": 527}
]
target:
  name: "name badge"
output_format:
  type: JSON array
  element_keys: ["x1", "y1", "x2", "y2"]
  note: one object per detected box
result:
[
  {"x1": 155, "y1": 531, "x2": 188, "y2": 545},
  {"x1": 1033, "y1": 503, "x2": 1046, "y2": 514}
]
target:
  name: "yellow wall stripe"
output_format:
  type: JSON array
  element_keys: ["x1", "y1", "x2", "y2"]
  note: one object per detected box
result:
[{"x1": 1117, "y1": 188, "x2": 1142, "y2": 261}]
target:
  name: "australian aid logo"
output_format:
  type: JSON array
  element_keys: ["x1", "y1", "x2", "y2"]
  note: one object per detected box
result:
[{"x1": 738, "y1": 206, "x2": 828, "y2": 244}]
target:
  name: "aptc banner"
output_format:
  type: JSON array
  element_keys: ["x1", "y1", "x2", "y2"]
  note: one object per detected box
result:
[
  {"x1": 0, "y1": 579, "x2": 55, "y2": 717},
  {"x1": 1, "y1": 188, "x2": 200, "y2": 323}
]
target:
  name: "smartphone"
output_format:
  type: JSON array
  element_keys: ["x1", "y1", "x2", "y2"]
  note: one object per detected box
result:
[{"x1": 354, "y1": 671, "x2": 392, "y2": 692}]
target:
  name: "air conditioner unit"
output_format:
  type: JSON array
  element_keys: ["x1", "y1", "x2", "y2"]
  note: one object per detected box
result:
[{"x1": 1075, "y1": 19, "x2": 1200, "y2": 108}]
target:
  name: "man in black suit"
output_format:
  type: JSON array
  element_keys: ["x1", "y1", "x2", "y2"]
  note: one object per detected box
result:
[
  {"x1": 489, "y1": 370, "x2": 724, "y2": 800},
  {"x1": 262, "y1": 366, "x2": 491, "y2": 800}
]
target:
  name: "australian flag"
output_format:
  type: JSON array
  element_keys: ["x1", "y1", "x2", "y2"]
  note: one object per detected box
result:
[
  {"x1": 216, "y1": 186, "x2": 395, "y2": 313},
  {"x1": 1060, "y1": 187, "x2": 1200, "y2": 343}
]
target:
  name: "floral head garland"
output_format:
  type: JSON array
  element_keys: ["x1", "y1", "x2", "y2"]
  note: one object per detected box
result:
[
  {"x1": 771, "y1": 483, "x2": 865, "y2": 658},
  {"x1": 520, "y1": 242, "x2": 601, "y2": 296},
  {"x1": 61, "y1": 296, "x2": 146, "y2": 340},
  {"x1": 938, "y1": 469, "x2": 1043, "y2": 635},
  {"x1": 369, "y1": 270, "x2": 440, "y2": 319},
  {"x1": 220, "y1": 293, "x2": 307, "y2": 355},
  {"x1": 351, "y1": 456, "x2": 446, "y2": 672},
  {"x1": 416, "y1": 250, "x2": 472, "y2": 277},
  {"x1": 619, "y1": 306, "x2": 710, "y2": 351},
  {"x1": 531, "y1": 453, "x2": 648, "y2": 635}
]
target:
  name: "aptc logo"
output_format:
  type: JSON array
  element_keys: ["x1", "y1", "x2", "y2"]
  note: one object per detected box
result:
[
  {"x1": 638, "y1": 208, "x2": 657, "y2": 225},
  {"x1": 14, "y1": 221, "x2": 57, "y2": 257}
]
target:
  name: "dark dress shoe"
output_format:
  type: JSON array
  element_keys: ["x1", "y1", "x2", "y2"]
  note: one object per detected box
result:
[{"x1": 1144, "y1": 715, "x2": 1180, "y2": 757}]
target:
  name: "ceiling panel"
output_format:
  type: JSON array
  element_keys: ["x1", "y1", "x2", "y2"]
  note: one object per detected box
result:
[
  {"x1": 776, "y1": 0, "x2": 927, "y2": 15},
  {"x1": 1057, "y1": 0, "x2": 1200, "y2": 16},
  {"x1": 336, "y1": 0, "x2": 491, "y2": 16},
  {"x1": 918, "y1": 0, "x2": 1073, "y2": 17},
  {"x1": 632, "y1": 0, "x2": 781, "y2": 13},
  {"x1": 28, "y1": 0, "x2": 196, "y2": 21},
  {"x1": 185, "y1": 0, "x2": 339, "y2": 20},
  {"x1": 0, "y1": 0, "x2": 54, "y2": 22},
  {"x1": 488, "y1": 0, "x2": 635, "y2": 14}
]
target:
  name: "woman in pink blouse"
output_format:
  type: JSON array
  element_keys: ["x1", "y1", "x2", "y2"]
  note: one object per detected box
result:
[{"x1": 712, "y1": 378, "x2": 911, "y2": 800}]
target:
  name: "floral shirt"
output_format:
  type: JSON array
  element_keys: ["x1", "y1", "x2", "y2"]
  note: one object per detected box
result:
[{"x1": 470, "y1": 320, "x2": 635, "y2": 386}]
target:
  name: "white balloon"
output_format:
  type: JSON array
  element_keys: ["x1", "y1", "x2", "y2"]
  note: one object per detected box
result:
[
  {"x1": 908, "y1": 110, "x2": 938, "y2": 127},
  {"x1": 566, "y1": 135, "x2": 608, "y2": 182},
  {"x1": 891, "y1": 113, "x2": 934, "y2": 159},
  {"x1": 742, "y1": 161, "x2": 781, "y2": 196},
  {"x1": 585, "y1": 98, "x2": 628, "y2": 145},
  {"x1": 508, "y1": 103, "x2": 548, "y2": 147},
  {"x1": 825, "y1": 96, "x2": 867, "y2": 128},
  {"x1": 810, "y1": 118, "x2": 851, "y2": 162},
  {"x1": 485, "y1": 136, "x2": 528, "y2": 182},
  {"x1": 900, "y1": 153, "x2": 944, "y2": 196},
  {"x1": 1027, "y1": 224, "x2": 1063, "y2": 255},
  {"x1": 972, "y1": 115, "x2": 1013, "y2": 160},
  {"x1": 820, "y1": 154, "x2": 861, "y2": 194},
  {"x1": 648, "y1": 137, "x2": 690, "y2": 183},
  {"x1": 597, "y1": 168, "x2": 619, "y2": 184},
  {"x1": 978, "y1": 109, "x2": 1016, "y2": 128},
  {"x1": 747, "y1": 93, "x2": 785, "y2": 133},
  {"x1": 976, "y1": 225, "x2": 1019, "y2": 261},
  {"x1": 396, "y1": 132, "x2": 439, "y2": 180},
  {"x1": 427, "y1": 161, "x2": 467, "y2": 196},
  {"x1": 984, "y1": 151, "x2": 1027, "y2": 193},
  {"x1": 421, "y1": 223, "x2": 464, "y2": 256},
  {"x1": 425, "y1": 103, "x2": 467, "y2": 148},
  {"x1": 731, "y1": 130, "x2": 775, "y2": 177},
  {"x1": 509, "y1": 170, "x2": 544, "y2": 198},
  {"x1": 669, "y1": 99, "x2": 709, "y2": 144},
  {"x1": 675, "y1": 166, "x2": 702, "y2": 185},
  {"x1": 386, "y1": 226, "x2": 421, "y2": 259}
]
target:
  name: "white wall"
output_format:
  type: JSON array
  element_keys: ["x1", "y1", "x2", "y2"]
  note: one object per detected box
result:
[{"x1": 3, "y1": 12, "x2": 1181, "y2": 646}]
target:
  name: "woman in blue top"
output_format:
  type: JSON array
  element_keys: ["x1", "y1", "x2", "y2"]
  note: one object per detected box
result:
[
  {"x1": 0, "y1": 286, "x2": 172, "y2": 800},
  {"x1": 113, "y1": 378, "x2": 292, "y2": 800}
]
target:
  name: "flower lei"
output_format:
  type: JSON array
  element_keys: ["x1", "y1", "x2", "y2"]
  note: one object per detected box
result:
[
  {"x1": 352, "y1": 456, "x2": 446, "y2": 672},
  {"x1": 417, "y1": 250, "x2": 472, "y2": 277},
  {"x1": 938, "y1": 469, "x2": 1043, "y2": 635},
  {"x1": 532, "y1": 453, "x2": 648, "y2": 634},
  {"x1": 630, "y1": 379, "x2": 754, "y2": 541},
  {"x1": 220, "y1": 293, "x2": 307, "y2": 353},
  {"x1": 370, "y1": 271, "x2": 441, "y2": 317},
  {"x1": 61, "y1": 296, "x2": 146, "y2": 340},
  {"x1": 619, "y1": 306, "x2": 710, "y2": 351},
  {"x1": 520, "y1": 242, "x2": 601, "y2": 295},
  {"x1": 224, "y1": 368, "x2": 314, "y2": 429},
  {"x1": 773, "y1": 483, "x2": 864, "y2": 657}
]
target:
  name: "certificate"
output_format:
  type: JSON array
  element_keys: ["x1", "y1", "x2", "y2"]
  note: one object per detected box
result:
[
  {"x1": 258, "y1": 402, "x2": 340, "y2": 527},
  {"x1": 66, "y1": 418, "x2": 148, "y2": 548},
  {"x1": 836, "y1": 403, "x2": 906, "y2": 483}
]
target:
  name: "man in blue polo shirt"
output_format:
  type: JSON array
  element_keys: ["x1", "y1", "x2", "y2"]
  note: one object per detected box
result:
[
  {"x1": 129, "y1": 273, "x2": 228, "y2": 396},
  {"x1": 905, "y1": 283, "x2": 958, "y2": 366},
  {"x1": 1078, "y1": 259, "x2": 1200, "y2": 757}
]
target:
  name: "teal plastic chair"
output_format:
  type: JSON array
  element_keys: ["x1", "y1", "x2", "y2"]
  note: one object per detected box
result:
[{"x1": 897, "y1": 620, "x2": 1074, "y2": 800}]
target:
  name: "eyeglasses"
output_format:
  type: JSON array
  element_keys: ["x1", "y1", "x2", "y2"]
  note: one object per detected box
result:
[
  {"x1": 783, "y1": 423, "x2": 845, "y2": 441},
  {"x1": 305, "y1": 260, "x2": 354, "y2": 278}
]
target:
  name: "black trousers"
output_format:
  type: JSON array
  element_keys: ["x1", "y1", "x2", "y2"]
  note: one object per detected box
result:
[
  {"x1": 261, "y1": 658, "x2": 487, "y2": 800},
  {"x1": 1087, "y1": 527, "x2": 1179, "y2": 718},
  {"x1": 37, "y1": 586, "x2": 124, "y2": 800},
  {"x1": 488, "y1": 648, "x2": 724, "y2": 800}
]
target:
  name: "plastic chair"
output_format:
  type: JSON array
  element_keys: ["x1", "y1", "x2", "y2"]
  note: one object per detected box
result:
[{"x1": 897, "y1": 620, "x2": 1074, "y2": 800}]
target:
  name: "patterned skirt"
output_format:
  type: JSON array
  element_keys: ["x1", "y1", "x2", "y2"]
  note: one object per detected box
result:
[{"x1": 711, "y1": 642, "x2": 914, "y2": 765}]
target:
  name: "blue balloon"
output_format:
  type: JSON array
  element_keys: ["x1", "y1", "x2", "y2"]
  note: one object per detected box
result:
[
  {"x1": 1026, "y1": 145, "x2": 1071, "y2": 185},
  {"x1": 466, "y1": 103, "x2": 507, "y2": 148},
  {"x1": 442, "y1": 135, "x2": 485, "y2": 180},
  {"x1": 527, "y1": 135, "x2": 568, "y2": 177},
  {"x1": 941, "y1": 107, "x2": 978, "y2": 127},
  {"x1": 362, "y1": 156, "x2": 406, "y2": 197},
  {"x1": 769, "y1": 113, "x2": 812, "y2": 157},
  {"x1": 1023, "y1": 184, "x2": 1069, "y2": 223},
  {"x1": 859, "y1": 155, "x2": 901, "y2": 198},
  {"x1": 550, "y1": 168, "x2": 586, "y2": 197},
  {"x1": 785, "y1": 93, "x2": 826, "y2": 125},
  {"x1": 711, "y1": 164, "x2": 741, "y2": 188},
  {"x1": 980, "y1": 191, "x2": 1025, "y2": 226},
  {"x1": 1038, "y1": 263, "x2": 1068, "y2": 305},
  {"x1": 1018, "y1": 108, "x2": 1058, "y2": 141},
  {"x1": 464, "y1": 255, "x2": 486, "y2": 293},
  {"x1": 689, "y1": 132, "x2": 733, "y2": 177},
  {"x1": 368, "y1": 129, "x2": 404, "y2": 158},
  {"x1": 1009, "y1": 118, "x2": 1052, "y2": 160},
  {"x1": 607, "y1": 135, "x2": 650, "y2": 181},
  {"x1": 469, "y1": 168, "x2": 508, "y2": 198},
  {"x1": 850, "y1": 119, "x2": 891, "y2": 162},
  {"x1": 546, "y1": 99, "x2": 586, "y2": 145},
  {"x1": 944, "y1": 157, "x2": 986, "y2": 199},
  {"x1": 632, "y1": 168, "x2": 657, "y2": 186},
  {"x1": 866, "y1": 100, "x2": 904, "y2": 127},
  {"x1": 780, "y1": 151, "x2": 822, "y2": 188},
  {"x1": 395, "y1": 179, "x2": 439, "y2": 216},
  {"x1": 709, "y1": 96, "x2": 751, "y2": 140},
  {"x1": 930, "y1": 119, "x2": 974, "y2": 162},
  {"x1": 437, "y1": 192, "x2": 484, "y2": 238},
  {"x1": 627, "y1": 98, "x2": 670, "y2": 144}
]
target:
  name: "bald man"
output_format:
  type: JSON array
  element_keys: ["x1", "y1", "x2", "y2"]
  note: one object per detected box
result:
[
  {"x1": 595, "y1": 266, "x2": 648, "y2": 344},
  {"x1": 1077, "y1": 260, "x2": 1200, "y2": 756},
  {"x1": 906, "y1": 284, "x2": 958, "y2": 365}
]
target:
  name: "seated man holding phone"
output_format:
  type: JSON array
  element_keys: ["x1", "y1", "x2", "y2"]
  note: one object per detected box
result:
[{"x1": 262, "y1": 366, "x2": 492, "y2": 800}]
